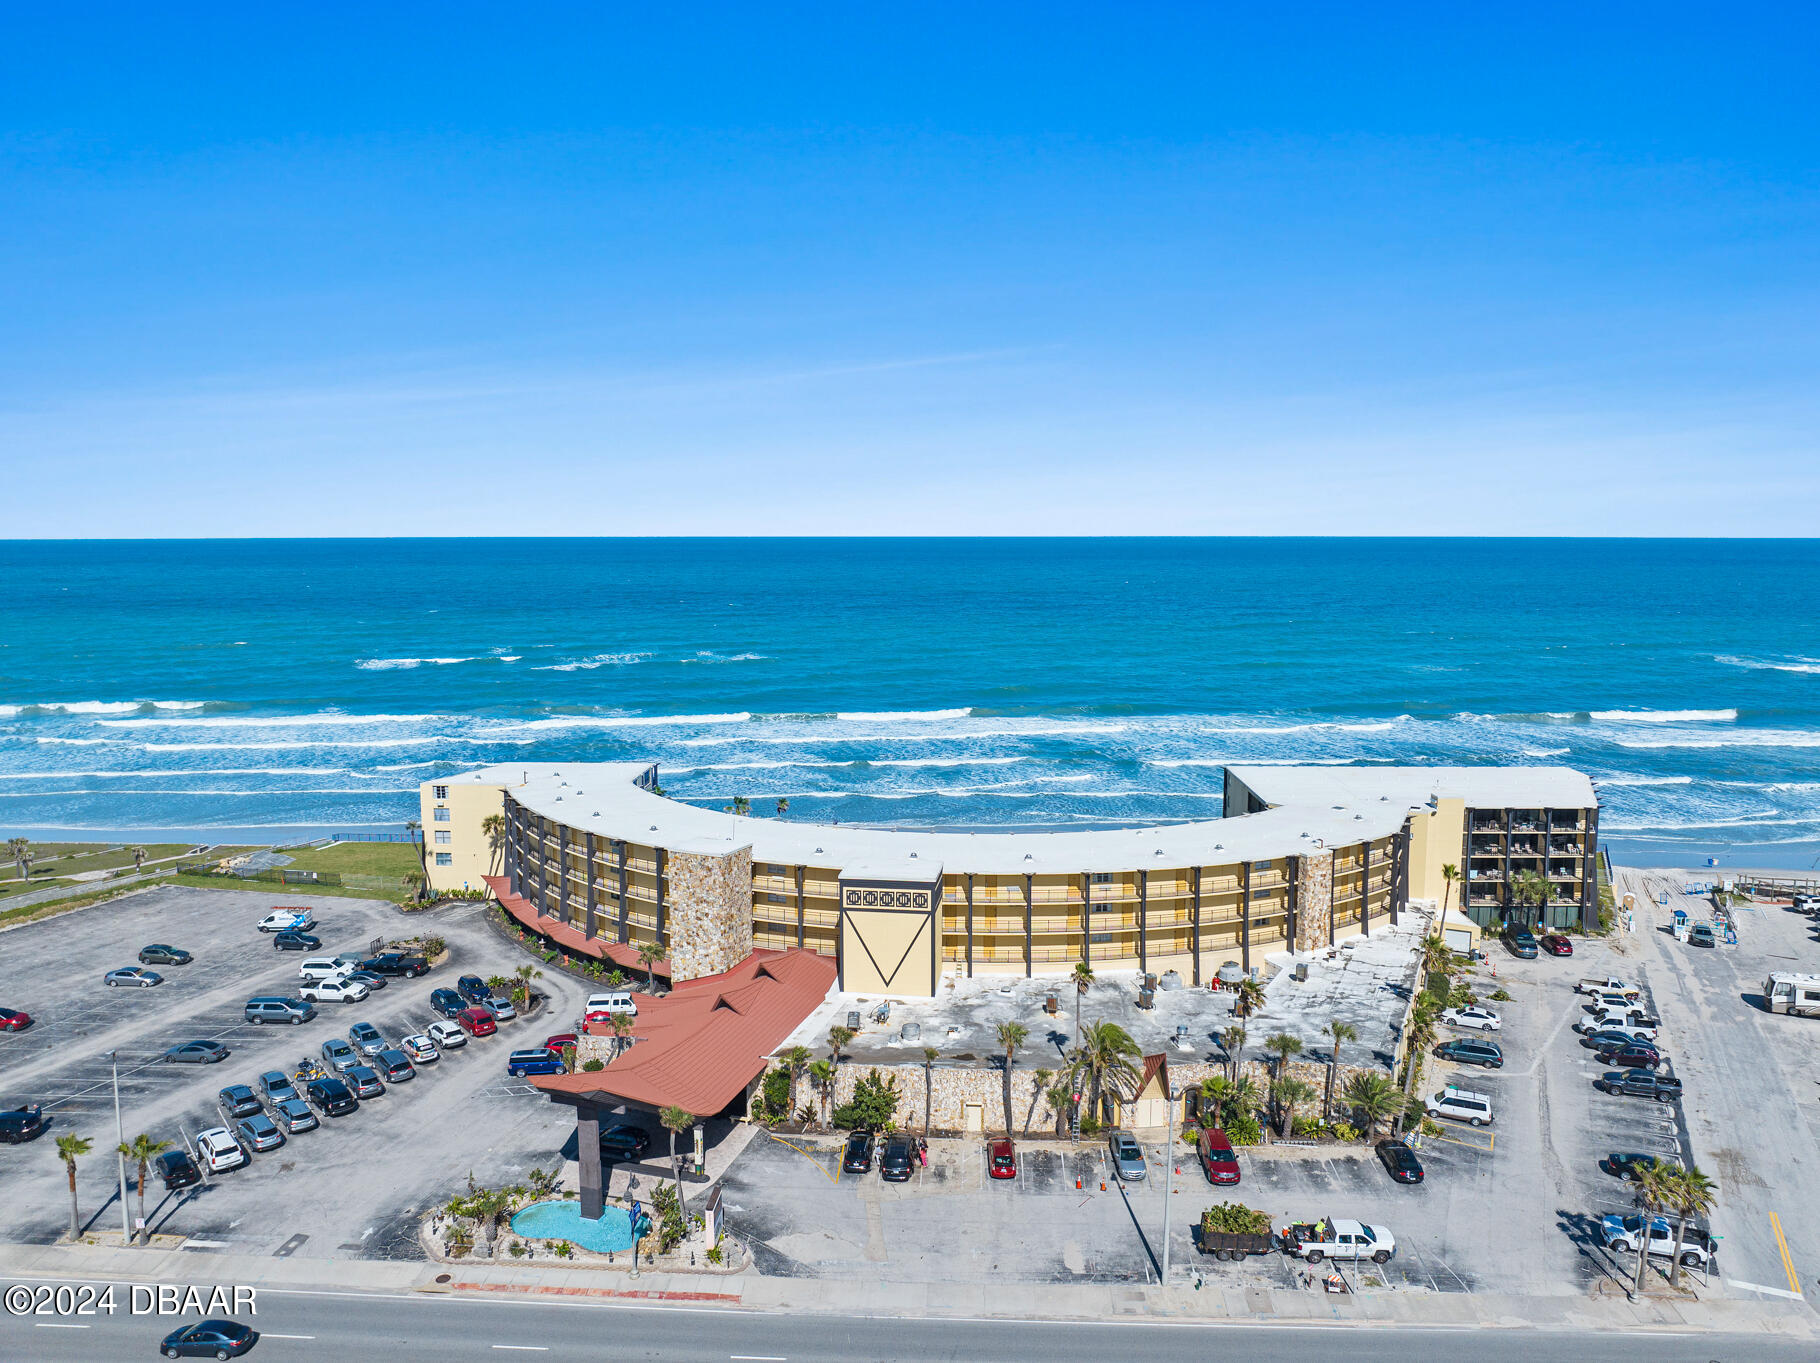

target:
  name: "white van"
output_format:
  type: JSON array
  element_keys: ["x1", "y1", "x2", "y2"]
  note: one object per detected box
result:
[
  {"x1": 1425, "y1": 1085, "x2": 1494, "y2": 1127},
  {"x1": 298, "y1": 957, "x2": 360, "y2": 982},
  {"x1": 585, "y1": 991, "x2": 637, "y2": 1016}
]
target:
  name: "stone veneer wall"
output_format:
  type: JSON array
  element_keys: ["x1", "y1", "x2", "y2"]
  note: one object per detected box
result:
[
  {"x1": 1292, "y1": 850, "x2": 1334, "y2": 952},
  {"x1": 665, "y1": 845, "x2": 754, "y2": 981}
]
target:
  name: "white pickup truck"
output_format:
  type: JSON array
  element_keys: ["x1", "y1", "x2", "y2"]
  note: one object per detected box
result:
[
  {"x1": 1575, "y1": 976, "x2": 1639, "y2": 999},
  {"x1": 1600, "y1": 1213, "x2": 1717, "y2": 1268},
  {"x1": 1282, "y1": 1218, "x2": 1397, "y2": 1264}
]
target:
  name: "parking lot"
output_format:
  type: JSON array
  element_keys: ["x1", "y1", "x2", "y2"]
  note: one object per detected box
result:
[{"x1": 0, "y1": 886, "x2": 600, "y2": 1259}]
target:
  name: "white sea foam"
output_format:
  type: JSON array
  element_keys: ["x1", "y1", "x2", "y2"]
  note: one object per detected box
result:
[
  {"x1": 0, "y1": 788, "x2": 412, "y2": 798},
  {"x1": 355, "y1": 657, "x2": 480, "y2": 670},
  {"x1": 680, "y1": 651, "x2": 768, "y2": 663},
  {"x1": 866, "y1": 757, "x2": 1026, "y2": 768},
  {"x1": 1602, "y1": 813, "x2": 1802, "y2": 831},
  {"x1": 1613, "y1": 732, "x2": 1820, "y2": 750},
  {"x1": 488, "y1": 713, "x2": 751, "y2": 732},
  {"x1": 1523, "y1": 748, "x2": 1572, "y2": 757},
  {"x1": 1715, "y1": 654, "x2": 1820, "y2": 675},
  {"x1": 131, "y1": 737, "x2": 535, "y2": 751},
  {"x1": 0, "y1": 766, "x2": 373, "y2": 779},
  {"x1": 677, "y1": 724, "x2": 1130, "y2": 746},
  {"x1": 1202, "y1": 718, "x2": 1406, "y2": 735},
  {"x1": 1593, "y1": 775, "x2": 1694, "y2": 787},
  {"x1": 0, "y1": 700, "x2": 204, "y2": 716},
  {"x1": 534, "y1": 653, "x2": 653, "y2": 672},
  {"x1": 1589, "y1": 709, "x2": 1738, "y2": 723},
  {"x1": 835, "y1": 709, "x2": 973, "y2": 722},
  {"x1": 100, "y1": 713, "x2": 440, "y2": 729},
  {"x1": 1148, "y1": 757, "x2": 1355, "y2": 768}
]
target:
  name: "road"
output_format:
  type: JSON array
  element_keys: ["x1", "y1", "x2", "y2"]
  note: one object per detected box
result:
[{"x1": 3, "y1": 1285, "x2": 1811, "y2": 1362}]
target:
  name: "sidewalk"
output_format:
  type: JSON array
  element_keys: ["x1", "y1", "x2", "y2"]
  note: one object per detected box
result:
[{"x1": 1, "y1": 1241, "x2": 1811, "y2": 1336}]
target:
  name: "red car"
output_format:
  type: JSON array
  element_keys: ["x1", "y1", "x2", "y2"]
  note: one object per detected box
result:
[
  {"x1": 988, "y1": 1138, "x2": 1017, "y2": 1179},
  {"x1": 0, "y1": 1008, "x2": 33, "y2": 1032},
  {"x1": 456, "y1": 1007, "x2": 497, "y2": 1037},
  {"x1": 1199, "y1": 1128, "x2": 1241, "y2": 1186},
  {"x1": 542, "y1": 1033, "x2": 578, "y2": 1054},
  {"x1": 1540, "y1": 934, "x2": 1574, "y2": 957},
  {"x1": 583, "y1": 1010, "x2": 629, "y2": 1030}
]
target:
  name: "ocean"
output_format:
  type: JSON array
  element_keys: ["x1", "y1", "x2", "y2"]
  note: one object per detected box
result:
[{"x1": 3, "y1": 538, "x2": 1818, "y2": 868}]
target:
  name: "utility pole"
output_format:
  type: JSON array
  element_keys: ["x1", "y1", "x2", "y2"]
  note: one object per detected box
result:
[
  {"x1": 1161, "y1": 1081, "x2": 1177, "y2": 1285},
  {"x1": 107, "y1": 1051, "x2": 130, "y2": 1245}
]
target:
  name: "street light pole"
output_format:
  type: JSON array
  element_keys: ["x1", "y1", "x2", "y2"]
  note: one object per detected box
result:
[
  {"x1": 1161, "y1": 1082, "x2": 1176, "y2": 1285},
  {"x1": 107, "y1": 1051, "x2": 130, "y2": 1245}
]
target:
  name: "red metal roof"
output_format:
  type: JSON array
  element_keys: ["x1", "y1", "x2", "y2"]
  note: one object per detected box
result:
[
  {"x1": 485, "y1": 875, "x2": 670, "y2": 979},
  {"x1": 532, "y1": 947, "x2": 837, "y2": 1117}
]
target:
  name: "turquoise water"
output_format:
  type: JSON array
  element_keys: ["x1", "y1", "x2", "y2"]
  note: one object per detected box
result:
[
  {"x1": 2, "y1": 538, "x2": 1819, "y2": 866},
  {"x1": 510, "y1": 1200, "x2": 636, "y2": 1252}
]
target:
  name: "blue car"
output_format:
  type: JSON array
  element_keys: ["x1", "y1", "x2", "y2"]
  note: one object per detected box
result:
[
  {"x1": 457, "y1": 975, "x2": 491, "y2": 1005},
  {"x1": 506, "y1": 1048, "x2": 565, "y2": 1077},
  {"x1": 429, "y1": 987, "x2": 467, "y2": 1019}
]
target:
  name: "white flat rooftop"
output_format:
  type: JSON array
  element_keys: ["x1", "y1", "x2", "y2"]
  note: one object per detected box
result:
[
  {"x1": 1227, "y1": 764, "x2": 1597, "y2": 812},
  {"x1": 448, "y1": 760, "x2": 1520, "y2": 875}
]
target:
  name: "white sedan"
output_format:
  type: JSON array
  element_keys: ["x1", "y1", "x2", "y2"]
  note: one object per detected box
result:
[
  {"x1": 195, "y1": 1127, "x2": 248, "y2": 1173},
  {"x1": 427, "y1": 1020, "x2": 468, "y2": 1050},
  {"x1": 401, "y1": 1032, "x2": 440, "y2": 1064},
  {"x1": 1441, "y1": 1005, "x2": 1502, "y2": 1032}
]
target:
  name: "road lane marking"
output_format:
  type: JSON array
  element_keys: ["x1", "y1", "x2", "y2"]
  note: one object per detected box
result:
[
  {"x1": 491, "y1": 1347, "x2": 549, "y2": 1352},
  {"x1": 1770, "y1": 1211, "x2": 1801, "y2": 1295},
  {"x1": 264, "y1": 1334, "x2": 316, "y2": 1339},
  {"x1": 34, "y1": 1323, "x2": 89, "y2": 1329},
  {"x1": 1728, "y1": 1278, "x2": 1804, "y2": 1301},
  {"x1": 730, "y1": 1356, "x2": 788, "y2": 1360}
]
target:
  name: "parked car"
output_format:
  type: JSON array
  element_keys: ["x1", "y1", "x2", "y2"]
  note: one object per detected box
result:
[
  {"x1": 542, "y1": 1032, "x2": 579, "y2": 1055},
  {"x1": 348, "y1": 1022, "x2": 387, "y2": 1056},
  {"x1": 989, "y1": 1138, "x2": 1018, "y2": 1180},
  {"x1": 457, "y1": 975, "x2": 492, "y2": 1004},
  {"x1": 1595, "y1": 1069, "x2": 1683, "y2": 1102},
  {"x1": 585, "y1": 989, "x2": 637, "y2": 1016},
  {"x1": 345, "y1": 970, "x2": 387, "y2": 992},
  {"x1": 1283, "y1": 1217, "x2": 1397, "y2": 1264},
  {"x1": 484, "y1": 994, "x2": 518, "y2": 1022},
  {"x1": 1600, "y1": 1213, "x2": 1717, "y2": 1267},
  {"x1": 1575, "y1": 976, "x2": 1640, "y2": 999},
  {"x1": 507, "y1": 1048, "x2": 563, "y2": 1077},
  {"x1": 320, "y1": 1038, "x2": 359, "y2": 1073},
  {"x1": 244, "y1": 996, "x2": 316, "y2": 1025},
  {"x1": 0, "y1": 1007, "x2": 35, "y2": 1031},
  {"x1": 1109, "y1": 1130, "x2": 1148, "y2": 1181},
  {"x1": 1425, "y1": 1085, "x2": 1494, "y2": 1126},
  {"x1": 401, "y1": 1033, "x2": 440, "y2": 1064},
  {"x1": 457, "y1": 1007, "x2": 498, "y2": 1037},
  {"x1": 217, "y1": 1084, "x2": 262, "y2": 1119},
  {"x1": 300, "y1": 978, "x2": 369, "y2": 1005},
  {"x1": 842, "y1": 1131, "x2": 876, "y2": 1173},
  {"x1": 273, "y1": 1097, "x2": 319, "y2": 1133},
  {"x1": 880, "y1": 1134, "x2": 916, "y2": 1181},
  {"x1": 257, "y1": 1071, "x2": 298, "y2": 1105},
  {"x1": 160, "y1": 1319, "x2": 259, "y2": 1358},
  {"x1": 1539, "y1": 934, "x2": 1574, "y2": 956},
  {"x1": 156, "y1": 1148, "x2": 203, "y2": 1190},
  {"x1": 164, "y1": 1040, "x2": 229, "y2": 1064},
  {"x1": 138, "y1": 944, "x2": 192, "y2": 965},
  {"x1": 1595, "y1": 1044, "x2": 1663, "y2": 1071},
  {"x1": 1579, "y1": 1028, "x2": 1650, "y2": 1052},
  {"x1": 258, "y1": 910, "x2": 316, "y2": 933},
  {"x1": 1503, "y1": 927, "x2": 1539, "y2": 959},
  {"x1": 345, "y1": 1065, "x2": 386, "y2": 1099},
  {"x1": 298, "y1": 956, "x2": 361, "y2": 981},
  {"x1": 600, "y1": 1124, "x2": 652, "y2": 1158},
  {"x1": 1440, "y1": 1005, "x2": 1501, "y2": 1032},
  {"x1": 273, "y1": 929, "x2": 320, "y2": 952},
  {"x1": 1198, "y1": 1129, "x2": 1240, "y2": 1186},
  {"x1": 1375, "y1": 1138, "x2": 1424, "y2": 1184},
  {"x1": 427, "y1": 1020, "x2": 468, "y2": 1049},
  {"x1": 430, "y1": 988, "x2": 467, "y2": 1018},
  {"x1": 195, "y1": 1127, "x2": 247, "y2": 1173},
  {"x1": 360, "y1": 952, "x2": 429, "y2": 978},
  {"x1": 1434, "y1": 1038, "x2": 1504, "y2": 1069},
  {"x1": 105, "y1": 966, "x2": 163, "y2": 988},
  {"x1": 0, "y1": 1103, "x2": 46, "y2": 1143},
  {"x1": 1600, "y1": 1152, "x2": 1661, "y2": 1182},
  {"x1": 235, "y1": 1112, "x2": 285, "y2": 1153},
  {"x1": 306, "y1": 1077, "x2": 358, "y2": 1116},
  {"x1": 1585, "y1": 1004, "x2": 1661, "y2": 1032},
  {"x1": 1688, "y1": 922, "x2": 1717, "y2": 948},
  {"x1": 377, "y1": 1049, "x2": 417, "y2": 1083}
]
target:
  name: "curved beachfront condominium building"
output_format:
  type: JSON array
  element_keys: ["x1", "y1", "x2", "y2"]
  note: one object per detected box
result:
[{"x1": 421, "y1": 762, "x2": 1598, "y2": 996}]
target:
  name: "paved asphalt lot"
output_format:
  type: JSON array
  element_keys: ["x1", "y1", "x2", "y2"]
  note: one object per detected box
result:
[
  {"x1": 0, "y1": 887, "x2": 604, "y2": 1259},
  {"x1": 5, "y1": 1286, "x2": 1816, "y2": 1363}
]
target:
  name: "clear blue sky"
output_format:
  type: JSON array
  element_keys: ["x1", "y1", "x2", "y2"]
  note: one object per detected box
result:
[{"x1": 4, "y1": 4, "x2": 1817, "y2": 536}]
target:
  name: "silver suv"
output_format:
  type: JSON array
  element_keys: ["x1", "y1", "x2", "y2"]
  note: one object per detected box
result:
[{"x1": 1108, "y1": 1130, "x2": 1148, "y2": 1180}]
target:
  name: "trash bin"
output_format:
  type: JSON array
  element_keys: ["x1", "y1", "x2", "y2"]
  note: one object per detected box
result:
[{"x1": 1294, "y1": 961, "x2": 1309, "y2": 983}]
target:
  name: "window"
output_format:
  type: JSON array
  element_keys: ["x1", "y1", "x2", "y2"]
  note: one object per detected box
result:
[
  {"x1": 434, "y1": 830, "x2": 451, "y2": 845},
  {"x1": 435, "y1": 853, "x2": 452, "y2": 867},
  {"x1": 433, "y1": 807, "x2": 450, "y2": 822},
  {"x1": 432, "y1": 785, "x2": 448, "y2": 799},
  {"x1": 1091, "y1": 871, "x2": 1114, "y2": 884}
]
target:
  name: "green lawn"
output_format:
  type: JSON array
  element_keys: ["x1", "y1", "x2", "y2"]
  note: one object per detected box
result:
[
  {"x1": 278, "y1": 840, "x2": 424, "y2": 879},
  {"x1": 0, "y1": 841, "x2": 206, "y2": 898}
]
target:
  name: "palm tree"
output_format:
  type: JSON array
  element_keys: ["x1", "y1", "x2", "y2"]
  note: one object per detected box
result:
[
  {"x1": 636, "y1": 940, "x2": 664, "y2": 994},
  {"x1": 1511, "y1": 868, "x2": 1550, "y2": 928},
  {"x1": 920, "y1": 1048, "x2": 939, "y2": 1137},
  {"x1": 1665, "y1": 1165, "x2": 1718, "y2": 1287},
  {"x1": 1272, "y1": 1077, "x2": 1315, "y2": 1139},
  {"x1": 776, "y1": 798, "x2": 789, "y2": 818},
  {"x1": 1025, "y1": 1067, "x2": 1052, "y2": 1136},
  {"x1": 807, "y1": 1060, "x2": 835, "y2": 1130},
  {"x1": 1322, "y1": 1020, "x2": 1358, "y2": 1119},
  {"x1": 1233, "y1": 977, "x2": 1266, "y2": 1019},
  {"x1": 1047, "y1": 1079, "x2": 1074, "y2": 1137},
  {"x1": 118, "y1": 1133, "x2": 171, "y2": 1243},
  {"x1": 1070, "y1": 1020, "x2": 1141, "y2": 1125},
  {"x1": 1218, "y1": 1024, "x2": 1247, "y2": 1083},
  {"x1": 1200, "y1": 1076, "x2": 1234, "y2": 1128},
  {"x1": 481, "y1": 813, "x2": 506, "y2": 875},
  {"x1": 827, "y1": 1025, "x2": 855, "y2": 1064},
  {"x1": 1263, "y1": 1031, "x2": 1302, "y2": 1082},
  {"x1": 783, "y1": 1045, "x2": 812, "y2": 1123},
  {"x1": 726, "y1": 795, "x2": 751, "y2": 816},
  {"x1": 405, "y1": 819, "x2": 427, "y2": 899},
  {"x1": 57, "y1": 1133, "x2": 91, "y2": 1240},
  {"x1": 659, "y1": 1106, "x2": 695, "y2": 1219},
  {"x1": 1343, "y1": 1072, "x2": 1401, "y2": 1141},
  {"x1": 512, "y1": 963, "x2": 542, "y2": 1009},
  {"x1": 1071, "y1": 962, "x2": 1094, "y2": 1043},
  {"x1": 1632, "y1": 1163, "x2": 1677, "y2": 1296},
  {"x1": 6, "y1": 836, "x2": 29, "y2": 883},
  {"x1": 402, "y1": 870, "x2": 425, "y2": 902},
  {"x1": 606, "y1": 1013, "x2": 634, "y2": 1059},
  {"x1": 995, "y1": 1022, "x2": 1028, "y2": 1139},
  {"x1": 1225, "y1": 1076, "x2": 1262, "y2": 1137},
  {"x1": 1438, "y1": 862, "x2": 1459, "y2": 945}
]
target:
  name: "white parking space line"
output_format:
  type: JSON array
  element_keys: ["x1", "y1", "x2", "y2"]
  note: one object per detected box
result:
[
  {"x1": 490, "y1": 1346, "x2": 549, "y2": 1352},
  {"x1": 1728, "y1": 1278, "x2": 1804, "y2": 1300},
  {"x1": 34, "y1": 1322, "x2": 90, "y2": 1329},
  {"x1": 264, "y1": 1333, "x2": 317, "y2": 1340}
]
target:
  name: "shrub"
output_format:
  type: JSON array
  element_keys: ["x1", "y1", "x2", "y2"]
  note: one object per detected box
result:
[
  {"x1": 706, "y1": 1244, "x2": 723, "y2": 1266},
  {"x1": 1331, "y1": 1121, "x2": 1361, "y2": 1143},
  {"x1": 582, "y1": 1058, "x2": 605, "y2": 1072},
  {"x1": 1200, "y1": 1201, "x2": 1272, "y2": 1235},
  {"x1": 1222, "y1": 1111, "x2": 1263, "y2": 1146},
  {"x1": 1291, "y1": 1115, "x2": 1324, "y2": 1138},
  {"x1": 1078, "y1": 1114, "x2": 1102, "y2": 1136},
  {"x1": 508, "y1": 1242, "x2": 526, "y2": 1258},
  {"x1": 606, "y1": 968, "x2": 627, "y2": 987},
  {"x1": 831, "y1": 1068, "x2": 901, "y2": 1131},
  {"x1": 1490, "y1": 988, "x2": 1511, "y2": 1002},
  {"x1": 758, "y1": 1066, "x2": 791, "y2": 1118},
  {"x1": 551, "y1": 1240, "x2": 573, "y2": 1260},
  {"x1": 1420, "y1": 1118, "x2": 1443, "y2": 1137}
]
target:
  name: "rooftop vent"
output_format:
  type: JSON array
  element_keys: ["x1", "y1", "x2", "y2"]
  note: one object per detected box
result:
[
  {"x1": 650, "y1": 825, "x2": 659, "y2": 832},
  {"x1": 909, "y1": 852, "x2": 918, "y2": 858},
  {"x1": 815, "y1": 847, "x2": 824, "y2": 854},
  {"x1": 1024, "y1": 854, "x2": 1033, "y2": 860}
]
